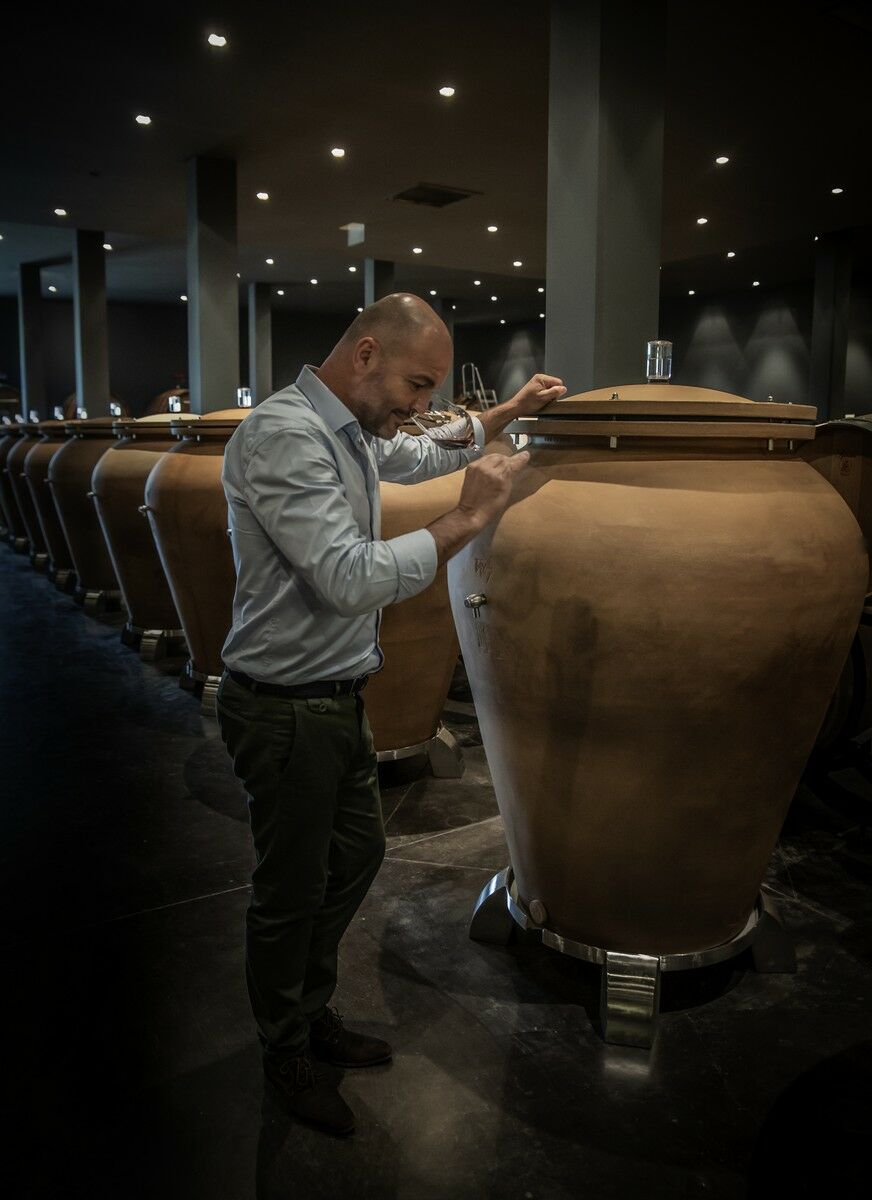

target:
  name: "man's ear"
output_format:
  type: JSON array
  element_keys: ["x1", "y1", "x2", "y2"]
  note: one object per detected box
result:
[{"x1": 353, "y1": 336, "x2": 379, "y2": 371}]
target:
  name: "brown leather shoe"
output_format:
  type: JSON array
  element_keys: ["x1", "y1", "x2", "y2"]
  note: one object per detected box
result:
[
  {"x1": 310, "y1": 1007, "x2": 393, "y2": 1068},
  {"x1": 264, "y1": 1049, "x2": 355, "y2": 1135}
]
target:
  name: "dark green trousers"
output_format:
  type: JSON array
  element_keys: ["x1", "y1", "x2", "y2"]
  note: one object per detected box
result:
[{"x1": 216, "y1": 673, "x2": 385, "y2": 1059}]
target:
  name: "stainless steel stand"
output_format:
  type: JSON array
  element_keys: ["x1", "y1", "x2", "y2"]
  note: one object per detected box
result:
[
  {"x1": 30, "y1": 551, "x2": 48, "y2": 571},
  {"x1": 53, "y1": 568, "x2": 76, "y2": 593},
  {"x1": 200, "y1": 674, "x2": 221, "y2": 717},
  {"x1": 12, "y1": 536, "x2": 28, "y2": 554},
  {"x1": 81, "y1": 589, "x2": 122, "y2": 615},
  {"x1": 376, "y1": 722, "x2": 464, "y2": 778},
  {"x1": 139, "y1": 628, "x2": 187, "y2": 662},
  {"x1": 469, "y1": 866, "x2": 795, "y2": 1049}
]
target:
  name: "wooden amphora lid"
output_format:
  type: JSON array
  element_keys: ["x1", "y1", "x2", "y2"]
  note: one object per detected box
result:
[
  {"x1": 514, "y1": 384, "x2": 817, "y2": 443},
  {"x1": 112, "y1": 413, "x2": 201, "y2": 440},
  {"x1": 172, "y1": 408, "x2": 250, "y2": 442}
]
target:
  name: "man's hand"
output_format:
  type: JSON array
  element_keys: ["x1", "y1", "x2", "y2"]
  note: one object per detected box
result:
[
  {"x1": 476, "y1": 372, "x2": 567, "y2": 443},
  {"x1": 507, "y1": 373, "x2": 567, "y2": 416},
  {"x1": 427, "y1": 451, "x2": 531, "y2": 566}
]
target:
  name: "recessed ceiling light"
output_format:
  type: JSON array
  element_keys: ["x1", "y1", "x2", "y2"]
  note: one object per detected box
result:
[
  {"x1": 48, "y1": 285, "x2": 57, "y2": 293},
  {"x1": 180, "y1": 294, "x2": 188, "y2": 302},
  {"x1": 357, "y1": 306, "x2": 363, "y2": 313},
  {"x1": 54, "y1": 208, "x2": 67, "y2": 217},
  {"x1": 539, "y1": 313, "x2": 545, "y2": 318},
  {"x1": 487, "y1": 225, "x2": 498, "y2": 233},
  {"x1": 753, "y1": 280, "x2": 760, "y2": 287},
  {"x1": 310, "y1": 278, "x2": 318, "y2": 285},
  {"x1": 831, "y1": 187, "x2": 844, "y2": 194},
  {"x1": 429, "y1": 289, "x2": 437, "y2": 296},
  {"x1": 348, "y1": 266, "x2": 357, "y2": 273},
  {"x1": 688, "y1": 289, "x2": 695, "y2": 296},
  {"x1": 236, "y1": 272, "x2": 241, "y2": 278},
  {"x1": 490, "y1": 295, "x2": 498, "y2": 301},
  {"x1": 438, "y1": 85, "x2": 455, "y2": 97},
  {"x1": 696, "y1": 217, "x2": 708, "y2": 225},
  {"x1": 330, "y1": 147, "x2": 346, "y2": 159},
  {"x1": 207, "y1": 33, "x2": 227, "y2": 47},
  {"x1": 715, "y1": 155, "x2": 729, "y2": 165},
  {"x1": 276, "y1": 289, "x2": 284, "y2": 296},
  {"x1": 814, "y1": 235, "x2": 819, "y2": 241},
  {"x1": 499, "y1": 319, "x2": 506, "y2": 325},
  {"x1": 265, "y1": 258, "x2": 274, "y2": 265},
  {"x1": 0, "y1": 234, "x2": 4, "y2": 241},
  {"x1": 412, "y1": 247, "x2": 423, "y2": 254},
  {"x1": 512, "y1": 260, "x2": 523, "y2": 267},
  {"x1": 473, "y1": 279, "x2": 481, "y2": 286},
  {"x1": 726, "y1": 251, "x2": 736, "y2": 258},
  {"x1": 256, "y1": 191, "x2": 269, "y2": 200},
  {"x1": 537, "y1": 286, "x2": 544, "y2": 293},
  {"x1": 135, "y1": 114, "x2": 152, "y2": 126},
  {"x1": 451, "y1": 304, "x2": 456, "y2": 310},
  {"x1": 103, "y1": 243, "x2": 113, "y2": 251}
]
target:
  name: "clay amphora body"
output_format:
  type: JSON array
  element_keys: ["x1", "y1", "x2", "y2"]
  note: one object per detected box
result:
[
  {"x1": 449, "y1": 385, "x2": 867, "y2": 956},
  {"x1": 365, "y1": 473, "x2": 464, "y2": 753},
  {"x1": 23, "y1": 422, "x2": 76, "y2": 581},
  {"x1": 144, "y1": 411, "x2": 245, "y2": 683},
  {"x1": 92, "y1": 415, "x2": 199, "y2": 634},
  {"x1": 48, "y1": 418, "x2": 121, "y2": 603},
  {"x1": 6, "y1": 425, "x2": 47, "y2": 561},
  {"x1": 0, "y1": 427, "x2": 29, "y2": 550}
]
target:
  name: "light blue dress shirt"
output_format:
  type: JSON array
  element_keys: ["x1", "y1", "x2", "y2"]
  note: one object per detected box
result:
[{"x1": 221, "y1": 366, "x2": 484, "y2": 684}]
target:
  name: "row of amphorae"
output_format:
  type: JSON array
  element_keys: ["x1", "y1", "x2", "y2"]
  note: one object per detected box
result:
[{"x1": 1, "y1": 382, "x2": 870, "y2": 966}]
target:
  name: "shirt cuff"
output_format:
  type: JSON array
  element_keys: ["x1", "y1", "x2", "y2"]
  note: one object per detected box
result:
[
  {"x1": 470, "y1": 415, "x2": 486, "y2": 450},
  {"x1": 387, "y1": 528, "x2": 439, "y2": 602}
]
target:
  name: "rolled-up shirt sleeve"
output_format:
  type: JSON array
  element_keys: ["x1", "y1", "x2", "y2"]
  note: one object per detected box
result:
[
  {"x1": 242, "y1": 428, "x2": 437, "y2": 618},
  {"x1": 375, "y1": 415, "x2": 485, "y2": 483}
]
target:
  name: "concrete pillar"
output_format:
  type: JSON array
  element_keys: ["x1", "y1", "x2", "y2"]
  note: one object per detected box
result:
[
  {"x1": 72, "y1": 230, "x2": 111, "y2": 414},
  {"x1": 364, "y1": 259, "x2": 395, "y2": 306},
  {"x1": 17, "y1": 263, "x2": 46, "y2": 419},
  {"x1": 247, "y1": 283, "x2": 273, "y2": 404},
  {"x1": 546, "y1": 0, "x2": 665, "y2": 390},
  {"x1": 810, "y1": 231, "x2": 853, "y2": 421},
  {"x1": 187, "y1": 156, "x2": 239, "y2": 414}
]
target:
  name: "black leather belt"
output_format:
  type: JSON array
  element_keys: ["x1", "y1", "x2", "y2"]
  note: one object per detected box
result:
[{"x1": 226, "y1": 669, "x2": 368, "y2": 699}]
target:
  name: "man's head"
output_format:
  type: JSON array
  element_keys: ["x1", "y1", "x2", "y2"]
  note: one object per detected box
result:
[{"x1": 318, "y1": 294, "x2": 453, "y2": 437}]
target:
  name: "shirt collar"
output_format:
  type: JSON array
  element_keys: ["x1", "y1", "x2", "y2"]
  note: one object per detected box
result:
[{"x1": 295, "y1": 365, "x2": 360, "y2": 435}]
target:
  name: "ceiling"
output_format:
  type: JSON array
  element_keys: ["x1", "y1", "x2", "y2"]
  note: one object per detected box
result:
[{"x1": 2, "y1": 0, "x2": 870, "y2": 321}]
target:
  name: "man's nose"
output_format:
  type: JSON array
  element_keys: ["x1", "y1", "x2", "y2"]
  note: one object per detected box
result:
[{"x1": 412, "y1": 393, "x2": 431, "y2": 415}]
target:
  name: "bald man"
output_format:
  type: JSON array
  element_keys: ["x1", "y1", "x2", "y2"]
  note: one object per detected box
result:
[{"x1": 218, "y1": 294, "x2": 565, "y2": 1134}]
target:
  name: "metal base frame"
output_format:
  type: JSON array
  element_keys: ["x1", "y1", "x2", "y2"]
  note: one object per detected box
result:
[
  {"x1": 120, "y1": 622, "x2": 144, "y2": 649},
  {"x1": 376, "y1": 723, "x2": 464, "y2": 778},
  {"x1": 81, "y1": 589, "x2": 122, "y2": 616},
  {"x1": 139, "y1": 628, "x2": 187, "y2": 662},
  {"x1": 12, "y1": 536, "x2": 29, "y2": 554},
  {"x1": 200, "y1": 674, "x2": 221, "y2": 717},
  {"x1": 30, "y1": 551, "x2": 48, "y2": 572},
  {"x1": 469, "y1": 867, "x2": 795, "y2": 1049},
  {"x1": 53, "y1": 568, "x2": 77, "y2": 594}
]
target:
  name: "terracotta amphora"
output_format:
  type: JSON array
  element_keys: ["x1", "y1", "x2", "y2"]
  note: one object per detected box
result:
[
  {"x1": 47, "y1": 417, "x2": 122, "y2": 611},
  {"x1": 92, "y1": 414, "x2": 200, "y2": 656},
  {"x1": 0, "y1": 426, "x2": 30, "y2": 551},
  {"x1": 6, "y1": 423, "x2": 49, "y2": 568},
  {"x1": 23, "y1": 421, "x2": 76, "y2": 589},
  {"x1": 451, "y1": 385, "x2": 866, "y2": 961},
  {"x1": 365, "y1": 473, "x2": 464, "y2": 773},
  {"x1": 801, "y1": 417, "x2": 872, "y2": 751},
  {"x1": 143, "y1": 410, "x2": 247, "y2": 707}
]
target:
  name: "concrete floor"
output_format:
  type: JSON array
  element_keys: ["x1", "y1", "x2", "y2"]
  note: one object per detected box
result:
[{"x1": 2, "y1": 546, "x2": 871, "y2": 1199}]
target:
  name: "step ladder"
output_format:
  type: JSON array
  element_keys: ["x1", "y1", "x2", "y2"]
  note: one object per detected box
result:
[{"x1": 460, "y1": 363, "x2": 498, "y2": 410}]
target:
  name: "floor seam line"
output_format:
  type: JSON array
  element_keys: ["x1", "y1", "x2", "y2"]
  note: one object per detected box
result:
[
  {"x1": 390, "y1": 814, "x2": 501, "y2": 851},
  {"x1": 384, "y1": 856, "x2": 498, "y2": 872}
]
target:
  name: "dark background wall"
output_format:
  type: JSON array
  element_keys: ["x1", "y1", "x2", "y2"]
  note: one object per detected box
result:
[{"x1": 2, "y1": 281, "x2": 870, "y2": 417}]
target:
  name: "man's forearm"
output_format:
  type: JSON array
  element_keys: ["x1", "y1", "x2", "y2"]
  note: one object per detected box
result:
[
  {"x1": 426, "y1": 508, "x2": 488, "y2": 567},
  {"x1": 475, "y1": 398, "x2": 523, "y2": 444}
]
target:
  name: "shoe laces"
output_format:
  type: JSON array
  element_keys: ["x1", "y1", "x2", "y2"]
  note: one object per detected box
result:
[
  {"x1": 278, "y1": 1053, "x2": 316, "y2": 1090},
  {"x1": 315, "y1": 1006, "x2": 344, "y2": 1044}
]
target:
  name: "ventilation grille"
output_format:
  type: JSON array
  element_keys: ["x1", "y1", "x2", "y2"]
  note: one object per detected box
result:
[{"x1": 392, "y1": 182, "x2": 481, "y2": 208}]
